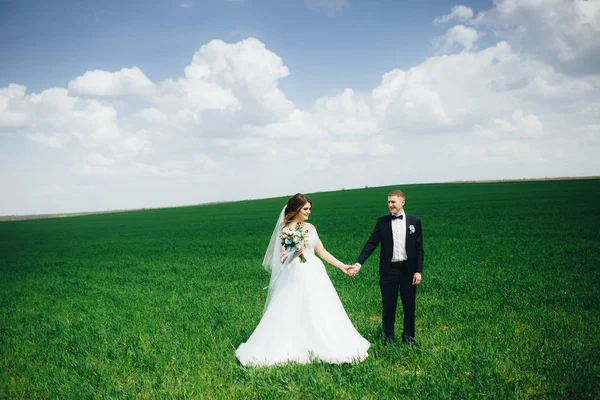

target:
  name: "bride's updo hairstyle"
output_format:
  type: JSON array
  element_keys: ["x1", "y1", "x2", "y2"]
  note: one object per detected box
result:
[{"x1": 284, "y1": 193, "x2": 312, "y2": 225}]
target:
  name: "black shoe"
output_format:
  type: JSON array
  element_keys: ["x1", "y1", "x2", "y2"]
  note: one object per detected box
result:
[
  {"x1": 401, "y1": 334, "x2": 416, "y2": 346},
  {"x1": 383, "y1": 336, "x2": 396, "y2": 345}
]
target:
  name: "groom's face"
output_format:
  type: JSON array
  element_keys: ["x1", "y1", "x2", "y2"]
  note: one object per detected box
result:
[{"x1": 388, "y1": 195, "x2": 405, "y2": 214}]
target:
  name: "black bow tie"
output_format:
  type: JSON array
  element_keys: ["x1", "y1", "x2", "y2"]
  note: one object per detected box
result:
[{"x1": 392, "y1": 214, "x2": 403, "y2": 220}]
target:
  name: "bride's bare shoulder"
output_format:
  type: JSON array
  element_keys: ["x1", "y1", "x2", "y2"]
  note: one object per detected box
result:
[{"x1": 304, "y1": 222, "x2": 316, "y2": 231}]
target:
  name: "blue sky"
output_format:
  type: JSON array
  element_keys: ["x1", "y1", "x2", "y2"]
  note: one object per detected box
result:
[
  {"x1": 1, "y1": 0, "x2": 491, "y2": 104},
  {"x1": 1, "y1": 0, "x2": 599, "y2": 215}
]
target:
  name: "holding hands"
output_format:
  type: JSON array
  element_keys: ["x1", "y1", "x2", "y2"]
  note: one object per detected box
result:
[
  {"x1": 341, "y1": 263, "x2": 361, "y2": 276},
  {"x1": 342, "y1": 263, "x2": 422, "y2": 284}
]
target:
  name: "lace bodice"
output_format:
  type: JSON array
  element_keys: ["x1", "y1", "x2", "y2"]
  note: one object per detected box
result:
[{"x1": 303, "y1": 223, "x2": 318, "y2": 252}]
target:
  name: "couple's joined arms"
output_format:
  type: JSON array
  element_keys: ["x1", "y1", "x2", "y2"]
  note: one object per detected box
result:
[
  {"x1": 315, "y1": 239, "x2": 354, "y2": 274},
  {"x1": 345, "y1": 218, "x2": 382, "y2": 276}
]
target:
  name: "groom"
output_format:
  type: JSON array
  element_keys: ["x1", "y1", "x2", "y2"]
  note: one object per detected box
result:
[{"x1": 349, "y1": 190, "x2": 424, "y2": 345}]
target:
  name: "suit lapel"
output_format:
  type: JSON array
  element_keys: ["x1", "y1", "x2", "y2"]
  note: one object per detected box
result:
[
  {"x1": 405, "y1": 214, "x2": 412, "y2": 248},
  {"x1": 407, "y1": 215, "x2": 410, "y2": 246},
  {"x1": 383, "y1": 214, "x2": 393, "y2": 242}
]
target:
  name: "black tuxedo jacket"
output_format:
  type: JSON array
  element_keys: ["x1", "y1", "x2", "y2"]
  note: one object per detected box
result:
[{"x1": 357, "y1": 214, "x2": 424, "y2": 276}]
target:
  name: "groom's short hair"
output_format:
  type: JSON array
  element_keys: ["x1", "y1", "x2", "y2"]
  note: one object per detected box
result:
[{"x1": 388, "y1": 190, "x2": 405, "y2": 199}]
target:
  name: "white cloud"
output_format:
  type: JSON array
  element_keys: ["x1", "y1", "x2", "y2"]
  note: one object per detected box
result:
[
  {"x1": 242, "y1": 110, "x2": 317, "y2": 139},
  {"x1": 583, "y1": 124, "x2": 600, "y2": 145},
  {"x1": 432, "y1": 1, "x2": 600, "y2": 74},
  {"x1": 135, "y1": 107, "x2": 169, "y2": 123},
  {"x1": 371, "y1": 39, "x2": 598, "y2": 140},
  {"x1": 69, "y1": 67, "x2": 155, "y2": 98},
  {"x1": 450, "y1": 140, "x2": 546, "y2": 165},
  {"x1": 0, "y1": 85, "x2": 153, "y2": 166},
  {"x1": 434, "y1": 25, "x2": 480, "y2": 53},
  {"x1": 473, "y1": 0, "x2": 600, "y2": 74},
  {"x1": 132, "y1": 160, "x2": 190, "y2": 178},
  {"x1": 131, "y1": 159, "x2": 217, "y2": 184},
  {"x1": 194, "y1": 152, "x2": 217, "y2": 170},
  {"x1": 88, "y1": 152, "x2": 115, "y2": 166},
  {"x1": 147, "y1": 38, "x2": 294, "y2": 132},
  {"x1": 1, "y1": 24, "x2": 599, "y2": 215},
  {"x1": 0, "y1": 84, "x2": 28, "y2": 127},
  {"x1": 30, "y1": 132, "x2": 68, "y2": 148},
  {"x1": 372, "y1": 68, "x2": 452, "y2": 129},
  {"x1": 113, "y1": 130, "x2": 151, "y2": 154},
  {"x1": 434, "y1": 5, "x2": 474, "y2": 24},
  {"x1": 314, "y1": 89, "x2": 379, "y2": 137},
  {"x1": 71, "y1": 162, "x2": 118, "y2": 176},
  {"x1": 494, "y1": 110, "x2": 543, "y2": 138},
  {"x1": 242, "y1": 88, "x2": 380, "y2": 145},
  {"x1": 474, "y1": 125, "x2": 497, "y2": 139},
  {"x1": 489, "y1": 140, "x2": 545, "y2": 163}
]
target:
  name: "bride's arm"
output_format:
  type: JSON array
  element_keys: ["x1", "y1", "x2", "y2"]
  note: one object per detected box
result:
[{"x1": 315, "y1": 239, "x2": 347, "y2": 271}]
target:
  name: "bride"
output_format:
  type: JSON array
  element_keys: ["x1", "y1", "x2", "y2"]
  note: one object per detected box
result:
[{"x1": 236, "y1": 193, "x2": 370, "y2": 366}]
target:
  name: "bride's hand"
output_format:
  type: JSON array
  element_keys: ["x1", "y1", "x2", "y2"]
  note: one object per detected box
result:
[
  {"x1": 341, "y1": 264, "x2": 353, "y2": 275},
  {"x1": 280, "y1": 252, "x2": 288, "y2": 263},
  {"x1": 345, "y1": 265, "x2": 359, "y2": 276}
]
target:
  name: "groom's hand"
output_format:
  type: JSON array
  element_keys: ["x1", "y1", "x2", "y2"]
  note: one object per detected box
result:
[
  {"x1": 341, "y1": 265, "x2": 353, "y2": 275},
  {"x1": 412, "y1": 272, "x2": 422, "y2": 285},
  {"x1": 346, "y1": 263, "x2": 361, "y2": 277}
]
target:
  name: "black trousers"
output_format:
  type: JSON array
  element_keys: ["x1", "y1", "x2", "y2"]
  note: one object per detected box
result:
[{"x1": 379, "y1": 261, "x2": 417, "y2": 339}]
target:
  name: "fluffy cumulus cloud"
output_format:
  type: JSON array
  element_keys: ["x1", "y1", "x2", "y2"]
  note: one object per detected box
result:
[
  {"x1": 68, "y1": 67, "x2": 155, "y2": 98},
  {"x1": 494, "y1": 111, "x2": 543, "y2": 138},
  {"x1": 1, "y1": 86, "x2": 150, "y2": 157},
  {"x1": 434, "y1": 5, "x2": 474, "y2": 24},
  {"x1": 474, "y1": 0, "x2": 600, "y2": 75},
  {"x1": 1, "y1": 3, "x2": 599, "y2": 215},
  {"x1": 432, "y1": 0, "x2": 600, "y2": 75},
  {"x1": 434, "y1": 24, "x2": 480, "y2": 53},
  {"x1": 0, "y1": 84, "x2": 28, "y2": 127}
]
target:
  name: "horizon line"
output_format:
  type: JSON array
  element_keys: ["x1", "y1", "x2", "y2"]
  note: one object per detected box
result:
[{"x1": 2, "y1": 175, "x2": 599, "y2": 221}]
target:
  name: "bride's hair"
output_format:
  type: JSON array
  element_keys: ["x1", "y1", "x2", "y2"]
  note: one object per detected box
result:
[{"x1": 284, "y1": 193, "x2": 312, "y2": 225}]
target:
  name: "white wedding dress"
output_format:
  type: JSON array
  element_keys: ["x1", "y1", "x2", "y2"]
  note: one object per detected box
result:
[{"x1": 236, "y1": 224, "x2": 370, "y2": 367}]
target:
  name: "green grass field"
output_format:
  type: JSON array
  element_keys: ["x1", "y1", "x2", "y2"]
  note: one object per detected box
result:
[{"x1": 1, "y1": 179, "x2": 599, "y2": 399}]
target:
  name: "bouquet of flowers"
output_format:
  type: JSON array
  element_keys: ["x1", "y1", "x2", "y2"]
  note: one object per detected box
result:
[{"x1": 280, "y1": 222, "x2": 309, "y2": 263}]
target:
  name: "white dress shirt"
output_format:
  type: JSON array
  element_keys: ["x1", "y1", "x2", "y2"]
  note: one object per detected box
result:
[
  {"x1": 391, "y1": 212, "x2": 407, "y2": 262},
  {"x1": 354, "y1": 212, "x2": 408, "y2": 269}
]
